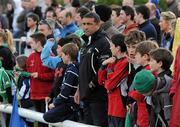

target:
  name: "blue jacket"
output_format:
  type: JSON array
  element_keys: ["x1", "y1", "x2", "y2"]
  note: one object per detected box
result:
[
  {"x1": 53, "y1": 63, "x2": 79, "y2": 106},
  {"x1": 60, "y1": 22, "x2": 78, "y2": 38},
  {"x1": 41, "y1": 40, "x2": 62, "y2": 69}
]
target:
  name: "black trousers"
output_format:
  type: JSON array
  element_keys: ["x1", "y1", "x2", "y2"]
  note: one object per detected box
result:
[
  {"x1": 33, "y1": 100, "x2": 47, "y2": 127},
  {"x1": 108, "y1": 116, "x2": 125, "y2": 127},
  {"x1": 43, "y1": 103, "x2": 78, "y2": 123},
  {"x1": 83, "y1": 101, "x2": 108, "y2": 127}
]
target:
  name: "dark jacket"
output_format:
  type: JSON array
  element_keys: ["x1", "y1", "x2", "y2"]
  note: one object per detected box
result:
[
  {"x1": 151, "y1": 70, "x2": 172, "y2": 127},
  {"x1": 17, "y1": 75, "x2": 33, "y2": 108},
  {"x1": 48, "y1": 61, "x2": 67, "y2": 99},
  {"x1": 0, "y1": 15, "x2": 9, "y2": 29},
  {"x1": 53, "y1": 62, "x2": 79, "y2": 106},
  {"x1": 79, "y1": 29, "x2": 111, "y2": 102},
  {"x1": 139, "y1": 20, "x2": 157, "y2": 41},
  {"x1": 44, "y1": 63, "x2": 79, "y2": 123},
  {"x1": 0, "y1": 46, "x2": 15, "y2": 103},
  {"x1": 6, "y1": 9, "x2": 14, "y2": 30},
  {"x1": 0, "y1": 46, "x2": 15, "y2": 70}
]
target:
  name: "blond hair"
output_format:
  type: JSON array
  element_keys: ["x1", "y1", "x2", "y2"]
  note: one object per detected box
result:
[{"x1": 0, "y1": 29, "x2": 16, "y2": 53}]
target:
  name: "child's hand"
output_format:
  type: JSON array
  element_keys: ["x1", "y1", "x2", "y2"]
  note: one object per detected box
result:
[
  {"x1": 14, "y1": 71, "x2": 21, "y2": 76},
  {"x1": 126, "y1": 104, "x2": 132, "y2": 110},
  {"x1": 74, "y1": 88, "x2": 80, "y2": 105},
  {"x1": 31, "y1": 72, "x2": 38, "y2": 78},
  {"x1": 49, "y1": 103, "x2": 55, "y2": 109},
  {"x1": 45, "y1": 97, "x2": 51, "y2": 103},
  {"x1": 102, "y1": 57, "x2": 116, "y2": 65}
]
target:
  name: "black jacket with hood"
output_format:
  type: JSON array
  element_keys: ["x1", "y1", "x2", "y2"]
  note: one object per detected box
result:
[{"x1": 79, "y1": 29, "x2": 111, "y2": 102}]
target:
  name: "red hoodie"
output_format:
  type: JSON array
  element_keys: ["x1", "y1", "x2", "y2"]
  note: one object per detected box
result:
[
  {"x1": 98, "y1": 57, "x2": 129, "y2": 117},
  {"x1": 128, "y1": 65, "x2": 157, "y2": 127},
  {"x1": 27, "y1": 51, "x2": 54, "y2": 100}
]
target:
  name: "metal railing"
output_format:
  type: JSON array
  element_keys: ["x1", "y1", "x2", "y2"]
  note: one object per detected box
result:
[
  {"x1": 0, "y1": 104, "x2": 98, "y2": 127},
  {"x1": 14, "y1": 38, "x2": 21, "y2": 55}
]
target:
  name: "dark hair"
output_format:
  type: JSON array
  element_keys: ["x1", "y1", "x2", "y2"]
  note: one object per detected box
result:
[
  {"x1": 39, "y1": 20, "x2": 52, "y2": 30},
  {"x1": 121, "y1": 6, "x2": 135, "y2": 20},
  {"x1": 27, "y1": 13, "x2": 39, "y2": 22},
  {"x1": 71, "y1": 0, "x2": 81, "y2": 8},
  {"x1": 112, "y1": 7, "x2": 121, "y2": 17},
  {"x1": 111, "y1": 34, "x2": 127, "y2": 52},
  {"x1": 95, "y1": 4, "x2": 112, "y2": 22},
  {"x1": 30, "y1": 32, "x2": 46, "y2": 47},
  {"x1": 83, "y1": 12, "x2": 101, "y2": 23},
  {"x1": 125, "y1": 30, "x2": 146, "y2": 45},
  {"x1": 62, "y1": 43, "x2": 79, "y2": 61},
  {"x1": 77, "y1": 6, "x2": 90, "y2": 19},
  {"x1": 136, "y1": 40, "x2": 159, "y2": 56},
  {"x1": 83, "y1": 1, "x2": 96, "y2": 11},
  {"x1": 58, "y1": 34, "x2": 81, "y2": 49},
  {"x1": 50, "y1": 0, "x2": 59, "y2": 7},
  {"x1": 16, "y1": 55, "x2": 28, "y2": 70},
  {"x1": 136, "y1": 5, "x2": 150, "y2": 20},
  {"x1": 149, "y1": 48, "x2": 174, "y2": 70},
  {"x1": 39, "y1": 19, "x2": 55, "y2": 30},
  {"x1": 45, "y1": 7, "x2": 56, "y2": 18}
]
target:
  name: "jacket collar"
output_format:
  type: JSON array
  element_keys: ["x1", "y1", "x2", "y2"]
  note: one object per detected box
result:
[
  {"x1": 139, "y1": 20, "x2": 150, "y2": 29},
  {"x1": 82, "y1": 28, "x2": 106, "y2": 46},
  {"x1": 158, "y1": 69, "x2": 172, "y2": 77}
]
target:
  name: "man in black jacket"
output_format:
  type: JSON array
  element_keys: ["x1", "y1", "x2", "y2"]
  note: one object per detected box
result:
[{"x1": 74, "y1": 12, "x2": 111, "y2": 127}]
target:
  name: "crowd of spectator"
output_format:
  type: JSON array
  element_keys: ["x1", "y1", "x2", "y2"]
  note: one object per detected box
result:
[{"x1": 0, "y1": 0, "x2": 180, "y2": 127}]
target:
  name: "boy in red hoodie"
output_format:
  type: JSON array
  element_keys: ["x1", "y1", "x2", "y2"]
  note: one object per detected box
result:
[
  {"x1": 27, "y1": 32, "x2": 54, "y2": 127},
  {"x1": 98, "y1": 34, "x2": 129, "y2": 127}
]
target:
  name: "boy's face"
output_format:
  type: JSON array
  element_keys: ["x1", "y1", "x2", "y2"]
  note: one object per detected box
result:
[
  {"x1": 29, "y1": 37, "x2": 40, "y2": 50},
  {"x1": 135, "y1": 52, "x2": 149, "y2": 66},
  {"x1": 61, "y1": 52, "x2": 70, "y2": 64},
  {"x1": 27, "y1": 17, "x2": 36, "y2": 28},
  {"x1": 149, "y1": 57, "x2": 162, "y2": 73},
  {"x1": 135, "y1": 52, "x2": 144, "y2": 65},
  {"x1": 111, "y1": 10, "x2": 120, "y2": 25},
  {"x1": 120, "y1": 10, "x2": 129, "y2": 24},
  {"x1": 15, "y1": 60, "x2": 23, "y2": 71},
  {"x1": 126, "y1": 44, "x2": 138, "y2": 59},
  {"x1": 110, "y1": 42, "x2": 119, "y2": 56}
]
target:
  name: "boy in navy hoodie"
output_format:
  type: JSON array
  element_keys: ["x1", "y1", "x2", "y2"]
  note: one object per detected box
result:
[{"x1": 43, "y1": 43, "x2": 79, "y2": 122}]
